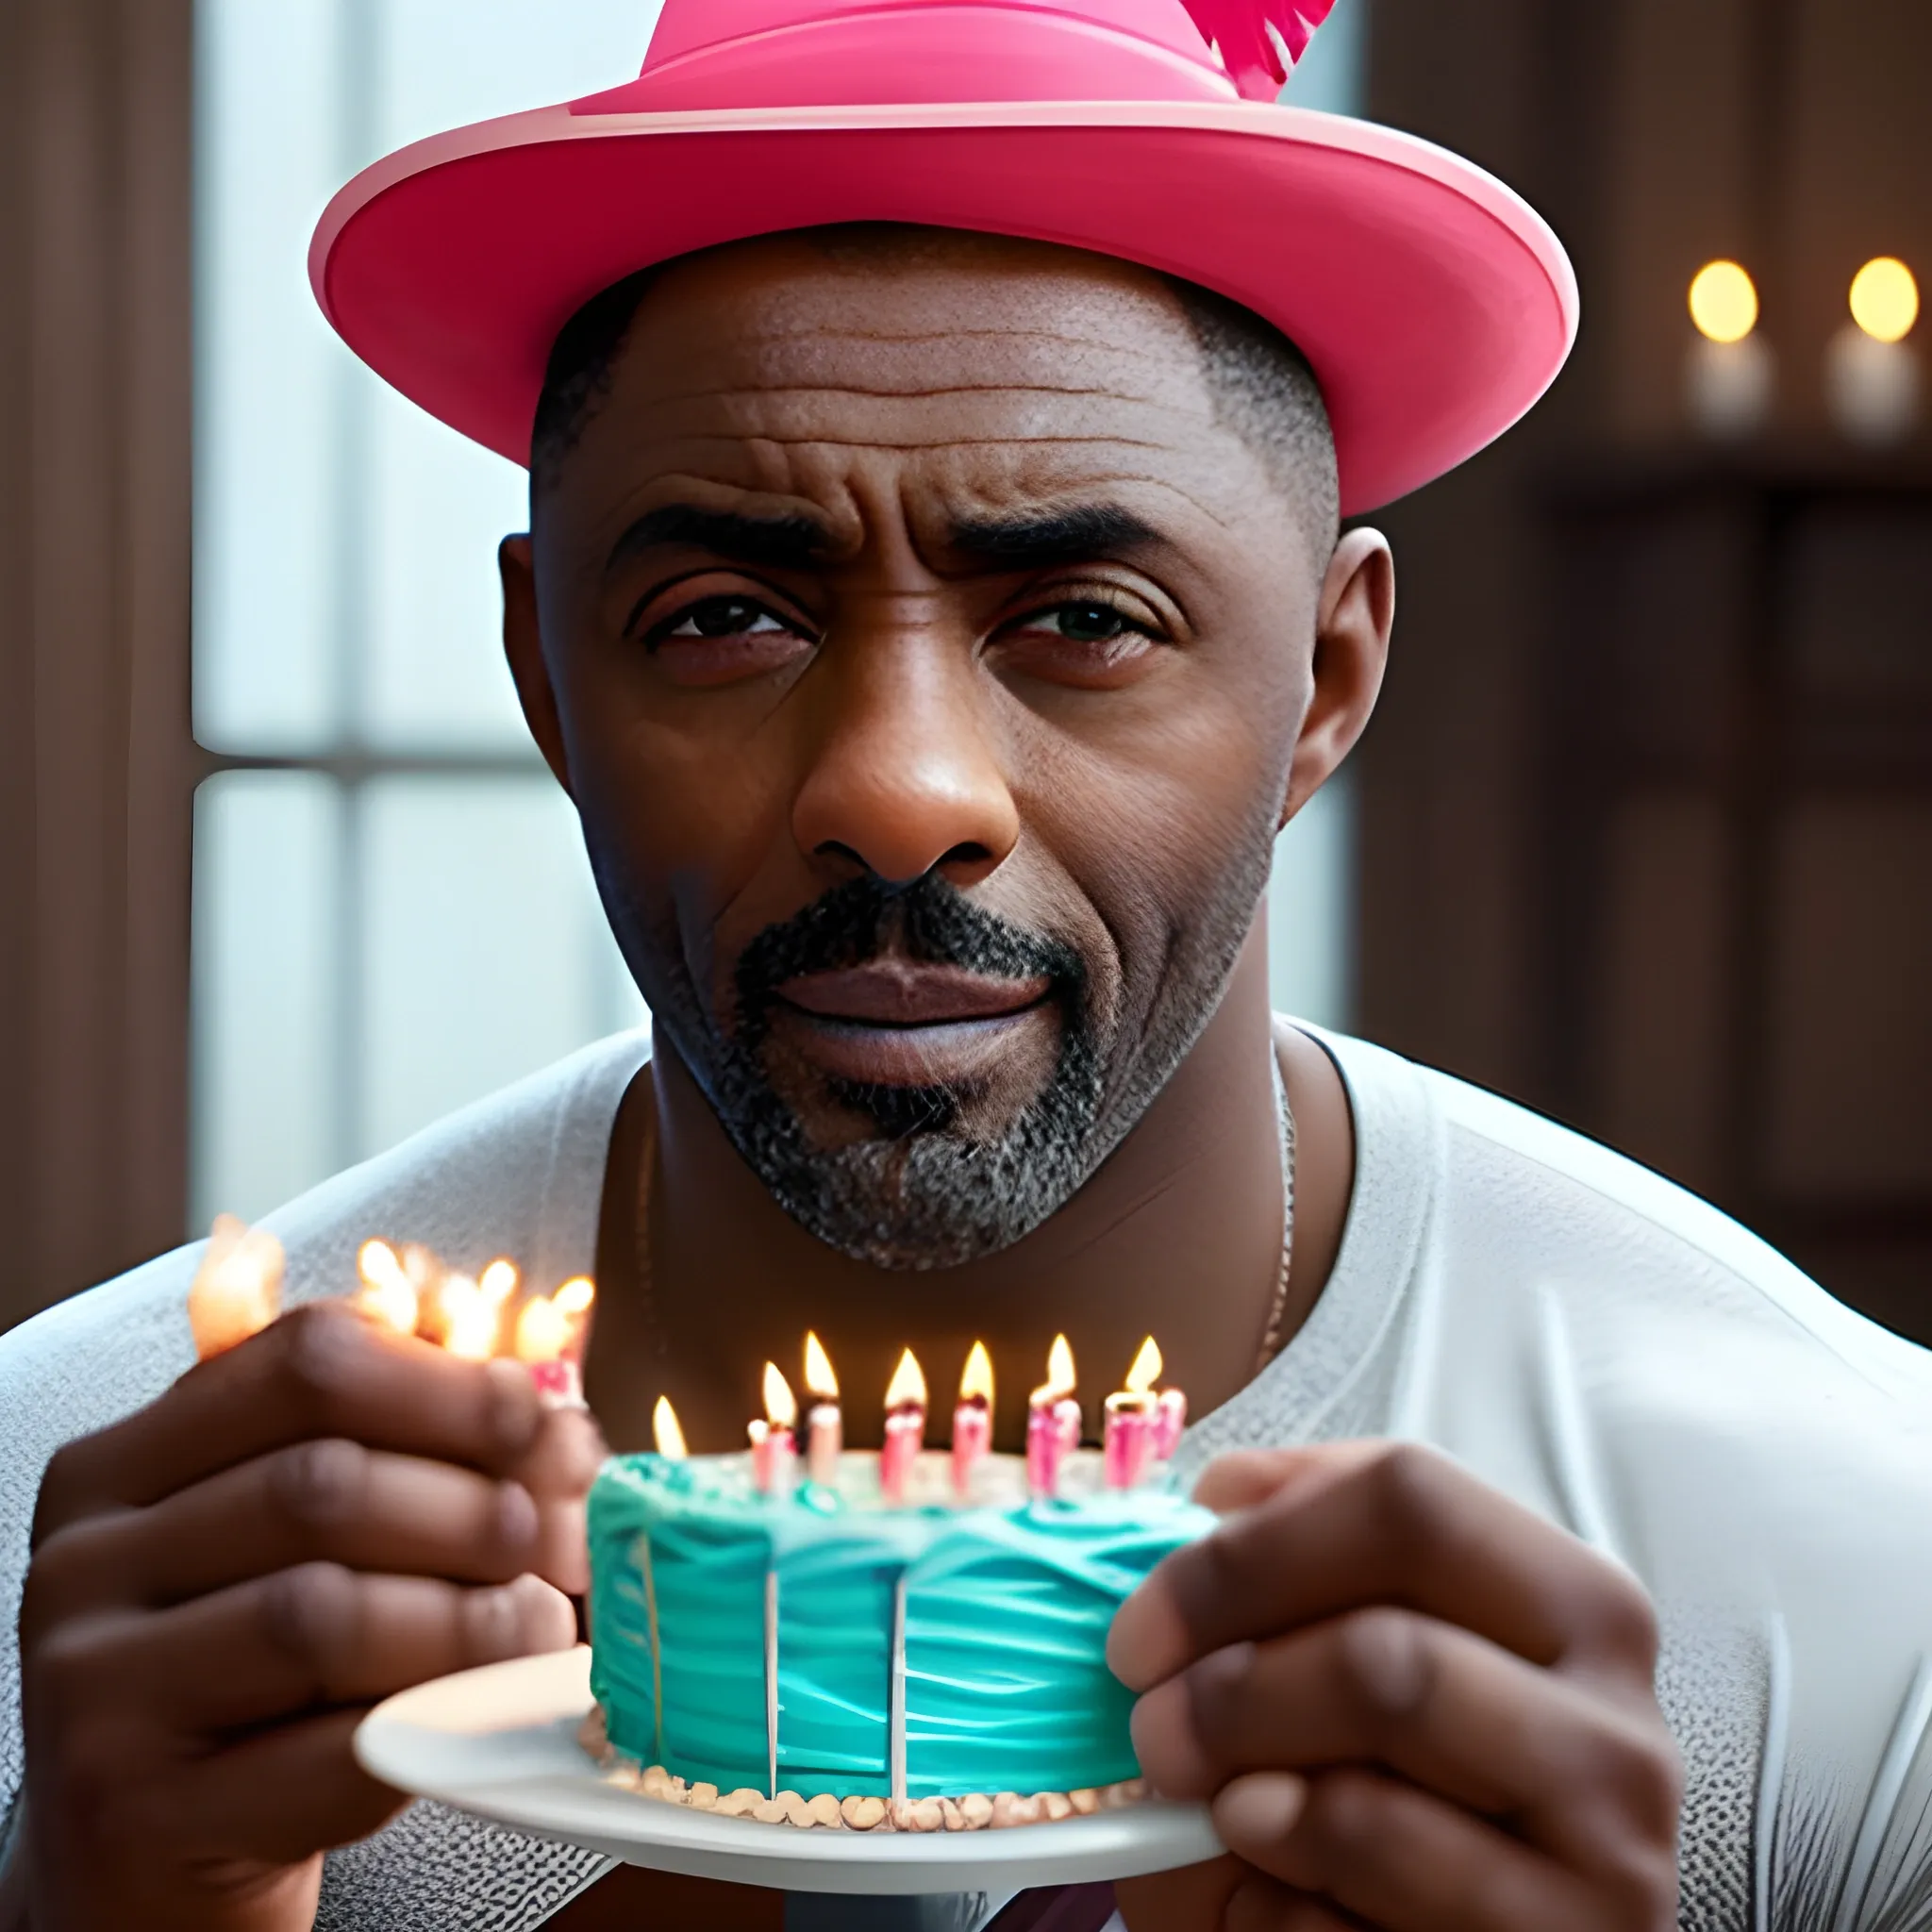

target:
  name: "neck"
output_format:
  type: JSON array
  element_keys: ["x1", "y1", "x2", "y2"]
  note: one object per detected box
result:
[{"x1": 589, "y1": 925, "x2": 1324, "y2": 1456}]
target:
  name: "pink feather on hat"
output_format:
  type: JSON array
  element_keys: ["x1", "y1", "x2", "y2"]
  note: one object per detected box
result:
[{"x1": 1177, "y1": 0, "x2": 1340, "y2": 99}]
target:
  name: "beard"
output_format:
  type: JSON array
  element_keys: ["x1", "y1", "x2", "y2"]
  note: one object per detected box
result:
[{"x1": 630, "y1": 823, "x2": 1276, "y2": 1271}]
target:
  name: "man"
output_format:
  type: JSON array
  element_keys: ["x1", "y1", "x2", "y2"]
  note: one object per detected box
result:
[{"x1": 4, "y1": 1, "x2": 1930, "y2": 1928}]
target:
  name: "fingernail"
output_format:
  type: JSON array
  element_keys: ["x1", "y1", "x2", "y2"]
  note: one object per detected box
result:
[{"x1": 1212, "y1": 1773, "x2": 1307, "y2": 1848}]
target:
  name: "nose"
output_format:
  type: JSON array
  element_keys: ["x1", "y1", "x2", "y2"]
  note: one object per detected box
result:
[{"x1": 791, "y1": 631, "x2": 1020, "y2": 888}]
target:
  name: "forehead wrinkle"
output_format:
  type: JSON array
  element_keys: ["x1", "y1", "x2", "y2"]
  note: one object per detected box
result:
[{"x1": 633, "y1": 382, "x2": 1173, "y2": 408}]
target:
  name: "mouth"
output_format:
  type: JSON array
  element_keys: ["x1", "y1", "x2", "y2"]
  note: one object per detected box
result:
[{"x1": 773, "y1": 960, "x2": 1055, "y2": 1087}]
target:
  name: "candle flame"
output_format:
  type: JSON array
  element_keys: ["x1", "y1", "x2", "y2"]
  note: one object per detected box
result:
[
  {"x1": 188, "y1": 1214, "x2": 285, "y2": 1359},
  {"x1": 514, "y1": 1294, "x2": 570, "y2": 1365},
  {"x1": 803, "y1": 1330, "x2": 840, "y2": 1401},
  {"x1": 1124, "y1": 1335, "x2": 1163, "y2": 1395},
  {"x1": 356, "y1": 1239, "x2": 419, "y2": 1335},
  {"x1": 478, "y1": 1257, "x2": 519, "y2": 1304},
  {"x1": 653, "y1": 1395, "x2": 689, "y2": 1459},
  {"x1": 885, "y1": 1347, "x2": 927, "y2": 1411},
  {"x1": 763, "y1": 1360, "x2": 798, "y2": 1428},
  {"x1": 958, "y1": 1340, "x2": 994, "y2": 1407},
  {"x1": 1032, "y1": 1333, "x2": 1076, "y2": 1405},
  {"x1": 554, "y1": 1276, "x2": 595, "y2": 1319},
  {"x1": 437, "y1": 1274, "x2": 503, "y2": 1361}
]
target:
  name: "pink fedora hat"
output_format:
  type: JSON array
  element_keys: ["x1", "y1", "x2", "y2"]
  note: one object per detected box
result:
[{"x1": 310, "y1": 0, "x2": 1577, "y2": 513}]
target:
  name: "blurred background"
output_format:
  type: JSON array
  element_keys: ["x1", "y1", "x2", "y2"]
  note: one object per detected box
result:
[{"x1": 0, "y1": 0, "x2": 1925, "y2": 1341}]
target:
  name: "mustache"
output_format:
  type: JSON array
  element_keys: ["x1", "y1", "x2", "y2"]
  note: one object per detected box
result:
[{"x1": 731, "y1": 874, "x2": 1085, "y2": 1044}]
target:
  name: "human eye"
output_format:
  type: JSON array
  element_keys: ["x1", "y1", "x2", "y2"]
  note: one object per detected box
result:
[
  {"x1": 636, "y1": 590, "x2": 817, "y2": 687},
  {"x1": 994, "y1": 591, "x2": 1167, "y2": 687},
  {"x1": 646, "y1": 594, "x2": 801, "y2": 647}
]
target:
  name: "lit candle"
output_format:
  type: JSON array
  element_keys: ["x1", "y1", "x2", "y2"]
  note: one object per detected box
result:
[
  {"x1": 513, "y1": 1275, "x2": 595, "y2": 1407},
  {"x1": 1026, "y1": 1335, "x2": 1081, "y2": 1501},
  {"x1": 750, "y1": 1361, "x2": 798, "y2": 1495},
  {"x1": 1825, "y1": 257, "x2": 1922, "y2": 445},
  {"x1": 1683, "y1": 259, "x2": 1774, "y2": 439},
  {"x1": 951, "y1": 1341, "x2": 994, "y2": 1499},
  {"x1": 880, "y1": 1348, "x2": 927, "y2": 1506},
  {"x1": 355, "y1": 1238, "x2": 419, "y2": 1337},
  {"x1": 432, "y1": 1258, "x2": 515, "y2": 1361},
  {"x1": 653, "y1": 1395, "x2": 689, "y2": 1460},
  {"x1": 803, "y1": 1330, "x2": 842, "y2": 1486},
  {"x1": 1104, "y1": 1337, "x2": 1165, "y2": 1491},
  {"x1": 188, "y1": 1214, "x2": 284, "y2": 1360},
  {"x1": 1153, "y1": 1386, "x2": 1189, "y2": 1461}
]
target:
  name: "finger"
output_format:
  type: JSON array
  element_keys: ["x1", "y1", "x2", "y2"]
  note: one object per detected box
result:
[
  {"x1": 505, "y1": 1407, "x2": 607, "y2": 1595},
  {"x1": 36, "y1": 1304, "x2": 548, "y2": 1533},
  {"x1": 39, "y1": 1566, "x2": 575, "y2": 1733},
  {"x1": 1191, "y1": 1448, "x2": 1337, "y2": 1515},
  {"x1": 166, "y1": 1708, "x2": 408, "y2": 1865},
  {"x1": 1216, "y1": 1766, "x2": 1674, "y2": 1932},
  {"x1": 1108, "y1": 1441, "x2": 1657, "y2": 1693},
  {"x1": 24, "y1": 1441, "x2": 543, "y2": 1634},
  {"x1": 1129, "y1": 1609, "x2": 1681, "y2": 1867}
]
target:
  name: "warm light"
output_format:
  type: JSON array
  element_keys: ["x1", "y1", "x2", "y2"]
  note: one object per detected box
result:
[
  {"x1": 1124, "y1": 1336, "x2": 1163, "y2": 1395},
  {"x1": 885, "y1": 1348, "x2": 928, "y2": 1410},
  {"x1": 357, "y1": 1239, "x2": 419, "y2": 1335},
  {"x1": 762, "y1": 1360, "x2": 798, "y2": 1428},
  {"x1": 514, "y1": 1294, "x2": 570, "y2": 1364},
  {"x1": 1851, "y1": 258, "x2": 1919, "y2": 344},
  {"x1": 803, "y1": 1330, "x2": 840, "y2": 1400},
  {"x1": 1689, "y1": 260, "x2": 1758, "y2": 344},
  {"x1": 1032, "y1": 1333, "x2": 1077, "y2": 1404},
  {"x1": 958, "y1": 1340, "x2": 994, "y2": 1407},
  {"x1": 478, "y1": 1258, "x2": 519, "y2": 1304},
  {"x1": 653, "y1": 1395, "x2": 689, "y2": 1459},
  {"x1": 554, "y1": 1276, "x2": 595, "y2": 1319},
  {"x1": 188, "y1": 1214, "x2": 284, "y2": 1359},
  {"x1": 438, "y1": 1274, "x2": 502, "y2": 1361}
]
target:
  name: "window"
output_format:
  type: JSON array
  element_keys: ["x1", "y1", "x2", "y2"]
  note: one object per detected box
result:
[{"x1": 190, "y1": 0, "x2": 1364, "y2": 1228}]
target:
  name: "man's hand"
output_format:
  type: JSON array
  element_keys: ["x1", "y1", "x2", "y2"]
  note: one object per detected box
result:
[
  {"x1": 15, "y1": 1302, "x2": 602, "y2": 1932},
  {"x1": 1108, "y1": 1443, "x2": 1682, "y2": 1932}
]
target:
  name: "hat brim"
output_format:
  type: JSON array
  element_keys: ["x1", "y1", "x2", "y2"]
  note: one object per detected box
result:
[{"x1": 311, "y1": 100, "x2": 1577, "y2": 514}]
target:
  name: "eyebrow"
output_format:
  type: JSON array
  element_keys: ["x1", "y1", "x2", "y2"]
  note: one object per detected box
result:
[
  {"x1": 945, "y1": 503, "x2": 1162, "y2": 568},
  {"x1": 605, "y1": 504, "x2": 832, "y2": 575}
]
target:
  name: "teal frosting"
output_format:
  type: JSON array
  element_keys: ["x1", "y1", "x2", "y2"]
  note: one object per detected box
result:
[{"x1": 587, "y1": 1454, "x2": 1214, "y2": 1799}]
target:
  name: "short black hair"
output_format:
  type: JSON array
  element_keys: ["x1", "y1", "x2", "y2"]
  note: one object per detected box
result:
[{"x1": 528, "y1": 226, "x2": 1339, "y2": 544}]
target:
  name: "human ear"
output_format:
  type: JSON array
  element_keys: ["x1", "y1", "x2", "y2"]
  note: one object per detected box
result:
[
  {"x1": 500, "y1": 534, "x2": 574, "y2": 797},
  {"x1": 1277, "y1": 527, "x2": 1392, "y2": 830}
]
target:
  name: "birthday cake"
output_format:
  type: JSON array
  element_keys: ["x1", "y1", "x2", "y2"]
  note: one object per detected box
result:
[{"x1": 584, "y1": 1444, "x2": 1214, "y2": 1830}]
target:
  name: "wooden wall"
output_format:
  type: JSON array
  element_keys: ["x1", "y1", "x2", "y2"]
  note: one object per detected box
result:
[
  {"x1": 1359, "y1": 0, "x2": 1932, "y2": 1339},
  {"x1": 0, "y1": 0, "x2": 196, "y2": 1331}
]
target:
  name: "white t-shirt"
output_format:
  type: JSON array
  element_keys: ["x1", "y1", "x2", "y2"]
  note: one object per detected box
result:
[{"x1": 3, "y1": 1022, "x2": 1930, "y2": 1931}]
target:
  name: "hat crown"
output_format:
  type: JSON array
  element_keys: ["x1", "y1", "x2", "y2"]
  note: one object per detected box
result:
[
  {"x1": 641, "y1": 0, "x2": 1218, "y2": 72},
  {"x1": 570, "y1": 0, "x2": 1326, "y2": 112}
]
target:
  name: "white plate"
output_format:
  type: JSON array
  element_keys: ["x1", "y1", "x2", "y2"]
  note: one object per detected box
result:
[{"x1": 355, "y1": 1646, "x2": 1221, "y2": 1895}]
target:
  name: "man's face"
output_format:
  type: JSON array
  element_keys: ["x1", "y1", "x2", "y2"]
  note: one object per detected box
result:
[{"x1": 512, "y1": 231, "x2": 1329, "y2": 1269}]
